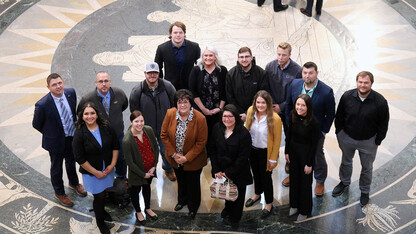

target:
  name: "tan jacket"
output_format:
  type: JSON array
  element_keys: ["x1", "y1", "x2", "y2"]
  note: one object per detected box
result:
[
  {"x1": 245, "y1": 106, "x2": 282, "y2": 171},
  {"x1": 160, "y1": 108, "x2": 208, "y2": 171}
]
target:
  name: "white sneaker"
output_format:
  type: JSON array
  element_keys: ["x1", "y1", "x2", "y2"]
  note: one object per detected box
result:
[
  {"x1": 297, "y1": 214, "x2": 307, "y2": 221},
  {"x1": 289, "y1": 207, "x2": 298, "y2": 216}
]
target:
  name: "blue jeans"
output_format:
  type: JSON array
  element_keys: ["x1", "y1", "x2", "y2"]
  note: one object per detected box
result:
[{"x1": 157, "y1": 135, "x2": 173, "y2": 172}]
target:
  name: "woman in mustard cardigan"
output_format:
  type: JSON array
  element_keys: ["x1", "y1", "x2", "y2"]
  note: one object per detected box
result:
[{"x1": 244, "y1": 90, "x2": 282, "y2": 218}]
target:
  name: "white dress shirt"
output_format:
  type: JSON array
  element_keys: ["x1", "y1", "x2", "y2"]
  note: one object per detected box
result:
[{"x1": 249, "y1": 113, "x2": 268, "y2": 149}]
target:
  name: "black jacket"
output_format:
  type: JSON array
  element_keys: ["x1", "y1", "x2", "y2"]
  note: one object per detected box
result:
[
  {"x1": 225, "y1": 59, "x2": 268, "y2": 114},
  {"x1": 209, "y1": 123, "x2": 253, "y2": 186},
  {"x1": 77, "y1": 87, "x2": 128, "y2": 137},
  {"x1": 188, "y1": 65, "x2": 228, "y2": 108},
  {"x1": 155, "y1": 39, "x2": 201, "y2": 90},
  {"x1": 73, "y1": 125, "x2": 119, "y2": 175}
]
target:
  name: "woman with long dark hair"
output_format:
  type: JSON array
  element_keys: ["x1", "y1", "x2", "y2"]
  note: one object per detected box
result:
[
  {"x1": 285, "y1": 94, "x2": 320, "y2": 221},
  {"x1": 123, "y1": 111, "x2": 159, "y2": 225},
  {"x1": 244, "y1": 90, "x2": 282, "y2": 218},
  {"x1": 72, "y1": 102, "x2": 119, "y2": 234}
]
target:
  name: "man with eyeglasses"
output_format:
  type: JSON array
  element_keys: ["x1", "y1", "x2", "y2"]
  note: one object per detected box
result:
[
  {"x1": 77, "y1": 71, "x2": 129, "y2": 178},
  {"x1": 130, "y1": 62, "x2": 177, "y2": 181},
  {"x1": 226, "y1": 46, "x2": 268, "y2": 121}
]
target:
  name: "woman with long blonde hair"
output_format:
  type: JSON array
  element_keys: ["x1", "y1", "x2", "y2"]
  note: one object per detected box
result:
[{"x1": 244, "y1": 90, "x2": 282, "y2": 218}]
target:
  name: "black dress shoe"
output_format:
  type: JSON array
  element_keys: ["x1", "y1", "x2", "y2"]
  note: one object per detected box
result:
[
  {"x1": 274, "y1": 4, "x2": 288, "y2": 12},
  {"x1": 135, "y1": 213, "x2": 146, "y2": 225},
  {"x1": 261, "y1": 206, "x2": 273, "y2": 218},
  {"x1": 188, "y1": 211, "x2": 196, "y2": 219},
  {"x1": 145, "y1": 210, "x2": 158, "y2": 221},
  {"x1": 245, "y1": 198, "x2": 260, "y2": 207},
  {"x1": 332, "y1": 182, "x2": 349, "y2": 197},
  {"x1": 174, "y1": 203, "x2": 186, "y2": 211},
  {"x1": 257, "y1": 0, "x2": 265, "y2": 6}
]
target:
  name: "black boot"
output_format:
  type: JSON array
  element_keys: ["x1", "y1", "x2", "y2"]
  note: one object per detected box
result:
[{"x1": 96, "y1": 219, "x2": 110, "y2": 234}]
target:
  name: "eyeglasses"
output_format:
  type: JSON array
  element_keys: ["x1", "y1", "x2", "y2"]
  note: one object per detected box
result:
[
  {"x1": 146, "y1": 72, "x2": 159, "y2": 76},
  {"x1": 222, "y1": 115, "x2": 235, "y2": 119},
  {"x1": 177, "y1": 101, "x2": 190, "y2": 105}
]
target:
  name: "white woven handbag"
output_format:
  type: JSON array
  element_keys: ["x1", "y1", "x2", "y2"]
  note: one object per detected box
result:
[{"x1": 210, "y1": 177, "x2": 238, "y2": 201}]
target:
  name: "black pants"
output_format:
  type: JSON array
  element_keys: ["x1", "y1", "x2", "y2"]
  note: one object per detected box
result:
[
  {"x1": 174, "y1": 167, "x2": 202, "y2": 213},
  {"x1": 49, "y1": 137, "x2": 79, "y2": 195},
  {"x1": 130, "y1": 177, "x2": 153, "y2": 212},
  {"x1": 249, "y1": 147, "x2": 274, "y2": 204},
  {"x1": 93, "y1": 191, "x2": 107, "y2": 221},
  {"x1": 205, "y1": 113, "x2": 220, "y2": 157},
  {"x1": 223, "y1": 183, "x2": 247, "y2": 223},
  {"x1": 289, "y1": 157, "x2": 313, "y2": 216}
]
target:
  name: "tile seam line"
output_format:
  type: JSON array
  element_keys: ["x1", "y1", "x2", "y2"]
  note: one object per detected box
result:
[
  {"x1": 401, "y1": 0, "x2": 416, "y2": 11},
  {"x1": 295, "y1": 165, "x2": 416, "y2": 223}
]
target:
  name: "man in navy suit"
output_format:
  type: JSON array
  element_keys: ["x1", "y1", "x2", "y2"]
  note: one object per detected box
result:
[
  {"x1": 284, "y1": 62, "x2": 335, "y2": 196},
  {"x1": 155, "y1": 21, "x2": 200, "y2": 90},
  {"x1": 33, "y1": 73, "x2": 86, "y2": 207}
]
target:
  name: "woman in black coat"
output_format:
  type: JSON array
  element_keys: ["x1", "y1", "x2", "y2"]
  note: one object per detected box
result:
[
  {"x1": 72, "y1": 102, "x2": 119, "y2": 234},
  {"x1": 285, "y1": 94, "x2": 320, "y2": 221},
  {"x1": 209, "y1": 104, "x2": 253, "y2": 226}
]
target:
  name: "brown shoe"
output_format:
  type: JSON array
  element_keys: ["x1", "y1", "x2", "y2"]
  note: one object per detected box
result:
[
  {"x1": 315, "y1": 183, "x2": 325, "y2": 196},
  {"x1": 165, "y1": 171, "x2": 177, "y2": 181},
  {"x1": 69, "y1": 184, "x2": 87, "y2": 197},
  {"x1": 300, "y1": 8, "x2": 312, "y2": 17},
  {"x1": 282, "y1": 176, "x2": 290, "y2": 187},
  {"x1": 55, "y1": 194, "x2": 74, "y2": 207}
]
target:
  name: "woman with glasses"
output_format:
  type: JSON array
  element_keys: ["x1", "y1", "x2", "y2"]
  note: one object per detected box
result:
[
  {"x1": 209, "y1": 104, "x2": 253, "y2": 227},
  {"x1": 160, "y1": 89, "x2": 208, "y2": 219}
]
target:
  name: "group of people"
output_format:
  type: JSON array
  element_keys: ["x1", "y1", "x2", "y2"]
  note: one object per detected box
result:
[{"x1": 32, "y1": 21, "x2": 389, "y2": 233}]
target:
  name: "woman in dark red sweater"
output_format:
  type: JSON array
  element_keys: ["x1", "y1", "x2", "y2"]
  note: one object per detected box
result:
[{"x1": 123, "y1": 111, "x2": 159, "y2": 225}]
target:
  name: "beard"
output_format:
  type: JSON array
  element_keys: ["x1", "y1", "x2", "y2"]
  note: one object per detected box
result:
[{"x1": 358, "y1": 89, "x2": 371, "y2": 96}]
